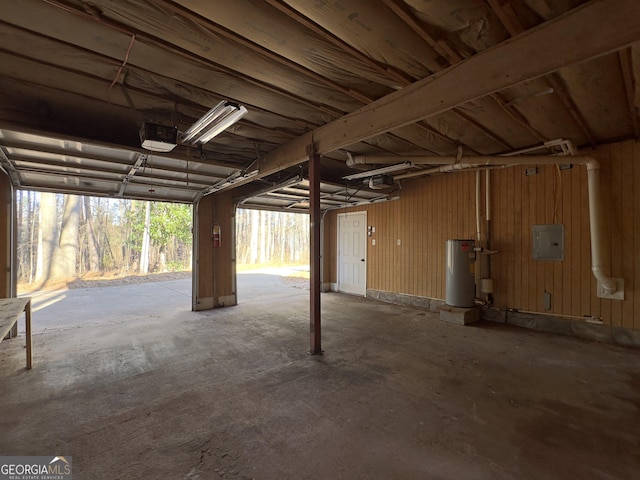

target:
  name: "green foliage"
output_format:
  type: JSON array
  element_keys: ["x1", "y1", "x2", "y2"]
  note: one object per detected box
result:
[
  {"x1": 150, "y1": 202, "x2": 193, "y2": 246},
  {"x1": 125, "y1": 201, "x2": 192, "y2": 249}
]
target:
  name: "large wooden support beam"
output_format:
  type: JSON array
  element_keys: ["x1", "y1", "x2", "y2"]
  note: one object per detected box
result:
[
  {"x1": 251, "y1": 0, "x2": 640, "y2": 177},
  {"x1": 193, "y1": 191, "x2": 236, "y2": 311},
  {"x1": 308, "y1": 147, "x2": 322, "y2": 355}
]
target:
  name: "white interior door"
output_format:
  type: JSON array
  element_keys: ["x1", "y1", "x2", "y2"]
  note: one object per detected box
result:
[{"x1": 338, "y1": 212, "x2": 367, "y2": 296}]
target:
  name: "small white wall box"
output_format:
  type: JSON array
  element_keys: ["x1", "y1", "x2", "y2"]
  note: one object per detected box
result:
[{"x1": 532, "y1": 224, "x2": 564, "y2": 261}]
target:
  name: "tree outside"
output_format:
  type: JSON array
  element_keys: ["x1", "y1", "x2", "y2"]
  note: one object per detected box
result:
[
  {"x1": 17, "y1": 192, "x2": 193, "y2": 292},
  {"x1": 16, "y1": 193, "x2": 310, "y2": 293},
  {"x1": 235, "y1": 208, "x2": 310, "y2": 270}
]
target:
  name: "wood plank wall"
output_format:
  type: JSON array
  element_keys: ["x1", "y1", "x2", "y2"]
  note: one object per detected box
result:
[
  {"x1": 324, "y1": 168, "x2": 478, "y2": 301},
  {"x1": 324, "y1": 139, "x2": 639, "y2": 330},
  {"x1": 194, "y1": 191, "x2": 235, "y2": 310}
]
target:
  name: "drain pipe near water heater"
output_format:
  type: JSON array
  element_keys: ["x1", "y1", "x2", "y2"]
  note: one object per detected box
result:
[{"x1": 360, "y1": 154, "x2": 624, "y2": 299}]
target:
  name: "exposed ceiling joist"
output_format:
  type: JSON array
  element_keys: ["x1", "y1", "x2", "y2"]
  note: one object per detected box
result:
[{"x1": 248, "y1": 0, "x2": 640, "y2": 184}]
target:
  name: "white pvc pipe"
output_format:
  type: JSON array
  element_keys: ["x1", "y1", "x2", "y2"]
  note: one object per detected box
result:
[
  {"x1": 485, "y1": 169, "x2": 491, "y2": 222},
  {"x1": 359, "y1": 154, "x2": 619, "y2": 295}
]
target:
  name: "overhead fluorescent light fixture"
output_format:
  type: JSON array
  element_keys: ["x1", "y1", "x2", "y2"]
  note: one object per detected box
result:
[
  {"x1": 343, "y1": 162, "x2": 413, "y2": 180},
  {"x1": 201, "y1": 169, "x2": 259, "y2": 197},
  {"x1": 181, "y1": 101, "x2": 248, "y2": 145}
]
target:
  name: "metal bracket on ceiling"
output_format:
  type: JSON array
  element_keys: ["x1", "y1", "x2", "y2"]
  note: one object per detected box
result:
[{"x1": 119, "y1": 153, "x2": 147, "y2": 197}]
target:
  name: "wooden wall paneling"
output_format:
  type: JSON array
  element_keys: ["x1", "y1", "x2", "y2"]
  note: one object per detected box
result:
[
  {"x1": 324, "y1": 210, "x2": 335, "y2": 285},
  {"x1": 212, "y1": 191, "x2": 235, "y2": 302},
  {"x1": 377, "y1": 202, "x2": 383, "y2": 292},
  {"x1": 559, "y1": 167, "x2": 568, "y2": 316},
  {"x1": 458, "y1": 172, "x2": 464, "y2": 237},
  {"x1": 363, "y1": 206, "x2": 371, "y2": 289},
  {"x1": 387, "y1": 199, "x2": 394, "y2": 293},
  {"x1": 398, "y1": 192, "x2": 405, "y2": 294},
  {"x1": 194, "y1": 195, "x2": 213, "y2": 308},
  {"x1": 418, "y1": 179, "x2": 425, "y2": 297},
  {"x1": 597, "y1": 144, "x2": 611, "y2": 324},
  {"x1": 551, "y1": 166, "x2": 563, "y2": 315},
  {"x1": 588, "y1": 145, "x2": 603, "y2": 322},
  {"x1": 540, "y1": 165, "x2": 562, "y2": 314},
  {"x1": 545, "y1": 166, "x2": 555, "y2": 312},
  {"x1": 386, "y1": 199, "x2": 393, "y2": 294},
  {"x1": 516, "y1": 166, "x2": 526, "y2": 312},
  {"x1": 377, "y1": 202, "x2": 384, "y2": 292},
  {"x1": 500, "y1": 167, "x2": 510, "y2": 308},
  {"x1": 536, "y1": 166, "x2": 546, "y2": 313},
  {"x1": 577, "y1": 152, "x2": 600, "y2": 316},
  {"x1": 0, "y1": 173, "x2": 11, "y2": 298},
  {"x1": 506, "y1": 167, "x2": 516, "y2": 309},
  {"x1": 561, "y1": 166, "x2": 573, "y2": 316},
  {"x1": 621, "y1": 140, "x2": 635, "y2": 329},
  {"x1": 328, "y1": 139, "x2": 637, "y2": 330},
  {"x1": 418, "y1": 181, "x2": 425, "y2": 297},
  {"x1": 379, "y1": 201, "x2": 385, "y2": 291},
  {"x1": 500, "y1": 168, "x2": 516, "y2": 308},
  {"x1": 429, "y1": 177, "x2": 435, "y2": 297},
  {"x1": 435, "y1": 175, "x2": 442, "y2": 299},
  {"x1": 525, "y1": 165, "x2": 535, "y2": 311},
  {"x1": 494, "y1": 166, "x2": 507, "y2": 308},
  {"x1": 570, "y1": 164, "x2": 582, "y2": 316},
  {"x1": 408, "y1": 186, "x2": 417, "y2": 295},
  {"x1": 634, "y1": 140, "x2": 640, "y2": 330},
  {"x1": 522, "y1": 166, "x2": 532, "y2": 310},
  {"x1": 430, "y1": 176, "x2": 438, "y2": 299},
  {"x1": 433, "y1": 175, "x2": 439, "y2": 298},
  {"x1": 427, "y1": 176, "x2": 436, "y2": 298},
  {"x1": 395, "y1": 191, "x2": 402, "y2": 294},
  {"x1": 387, "y1": 199, "x2": 393, "y2": 294},
  {"x1": 468, "y1": 171, "x2": 476, "y2": 238},
  {"x1": 464, "y1": 171, "x2": 471, "y2": 237},
  {"x1": 411, "y1": 183, "x2": 419, "y2": 296},
  {"x1": 439, "y1": 174, "x2": 445, "y2": 298},
  {"x1": 512, "y1": 165, "x2": 523, "y2": 311},
  {"x1": 418, "y1": 182, "x2": 425, "y2": 296},
  {"x1": 610, "y1": 142, "x2": 624, "y2": 327},
  {"x1": 381, "y1": 200, "x2": 389, "y2": 293},
  {"x1": 532, "y1": 166, "x2": 543, "y2": 312}
]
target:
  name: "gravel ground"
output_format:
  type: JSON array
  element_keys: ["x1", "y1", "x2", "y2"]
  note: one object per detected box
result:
[{"x1": 19, "y1": 270, "x2": 192, "y2": 294}]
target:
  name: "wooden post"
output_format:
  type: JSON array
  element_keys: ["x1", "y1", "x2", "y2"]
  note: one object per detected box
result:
[
  {"x1": 308, "y1": 146, "x2": 322, "y2": 355},
  {"x1": 0, "y1": 173, "x2": 11, "y2": 299},
  {"x1": 193, "y1": 192, "x2": 237, "y2": 311}
]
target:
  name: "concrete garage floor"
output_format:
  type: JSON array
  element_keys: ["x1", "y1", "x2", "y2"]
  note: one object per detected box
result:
[{"x1": 1, "y1": 274, "x2": 639, "y2": 479}]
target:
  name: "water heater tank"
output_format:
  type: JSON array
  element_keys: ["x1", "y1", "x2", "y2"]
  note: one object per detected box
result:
[{"x1": 446, "y1": 239, "x2": 476, "y2": 307}]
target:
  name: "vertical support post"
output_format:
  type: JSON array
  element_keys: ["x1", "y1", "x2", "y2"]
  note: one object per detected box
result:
[
  {"x1": 308, "y1": 145, "x2": 322, "y2": 355},
  {"x1": 0, "y1": 172, "x2": 12, "y2": 299}
]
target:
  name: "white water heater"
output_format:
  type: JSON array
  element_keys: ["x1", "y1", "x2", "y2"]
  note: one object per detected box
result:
[{"x1": 446, "y1": 239, "x2": 476, "y2": 308}]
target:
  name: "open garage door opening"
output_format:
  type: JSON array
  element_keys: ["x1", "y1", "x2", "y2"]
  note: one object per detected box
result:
[
  {"x1": 16, "y1": 191, "x2": 193, "y2": 330},
  {"x1": 235, "y1": 208, "x2": 310, "y2": 302}
]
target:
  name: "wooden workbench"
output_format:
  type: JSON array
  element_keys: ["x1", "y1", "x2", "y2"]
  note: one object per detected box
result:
[{"x1": 0, "y1": 297, "x2": 32, "y2": 370}]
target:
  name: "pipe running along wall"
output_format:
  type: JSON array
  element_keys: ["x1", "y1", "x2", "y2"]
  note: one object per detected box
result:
[{"x1": 355, "y1": 154, "x2": 621, "y2": 296}]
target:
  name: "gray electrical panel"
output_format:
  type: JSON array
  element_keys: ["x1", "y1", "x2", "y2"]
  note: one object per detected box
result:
[{"x1": 532, "y1": 224, "x2": 564, "y2": 261}]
